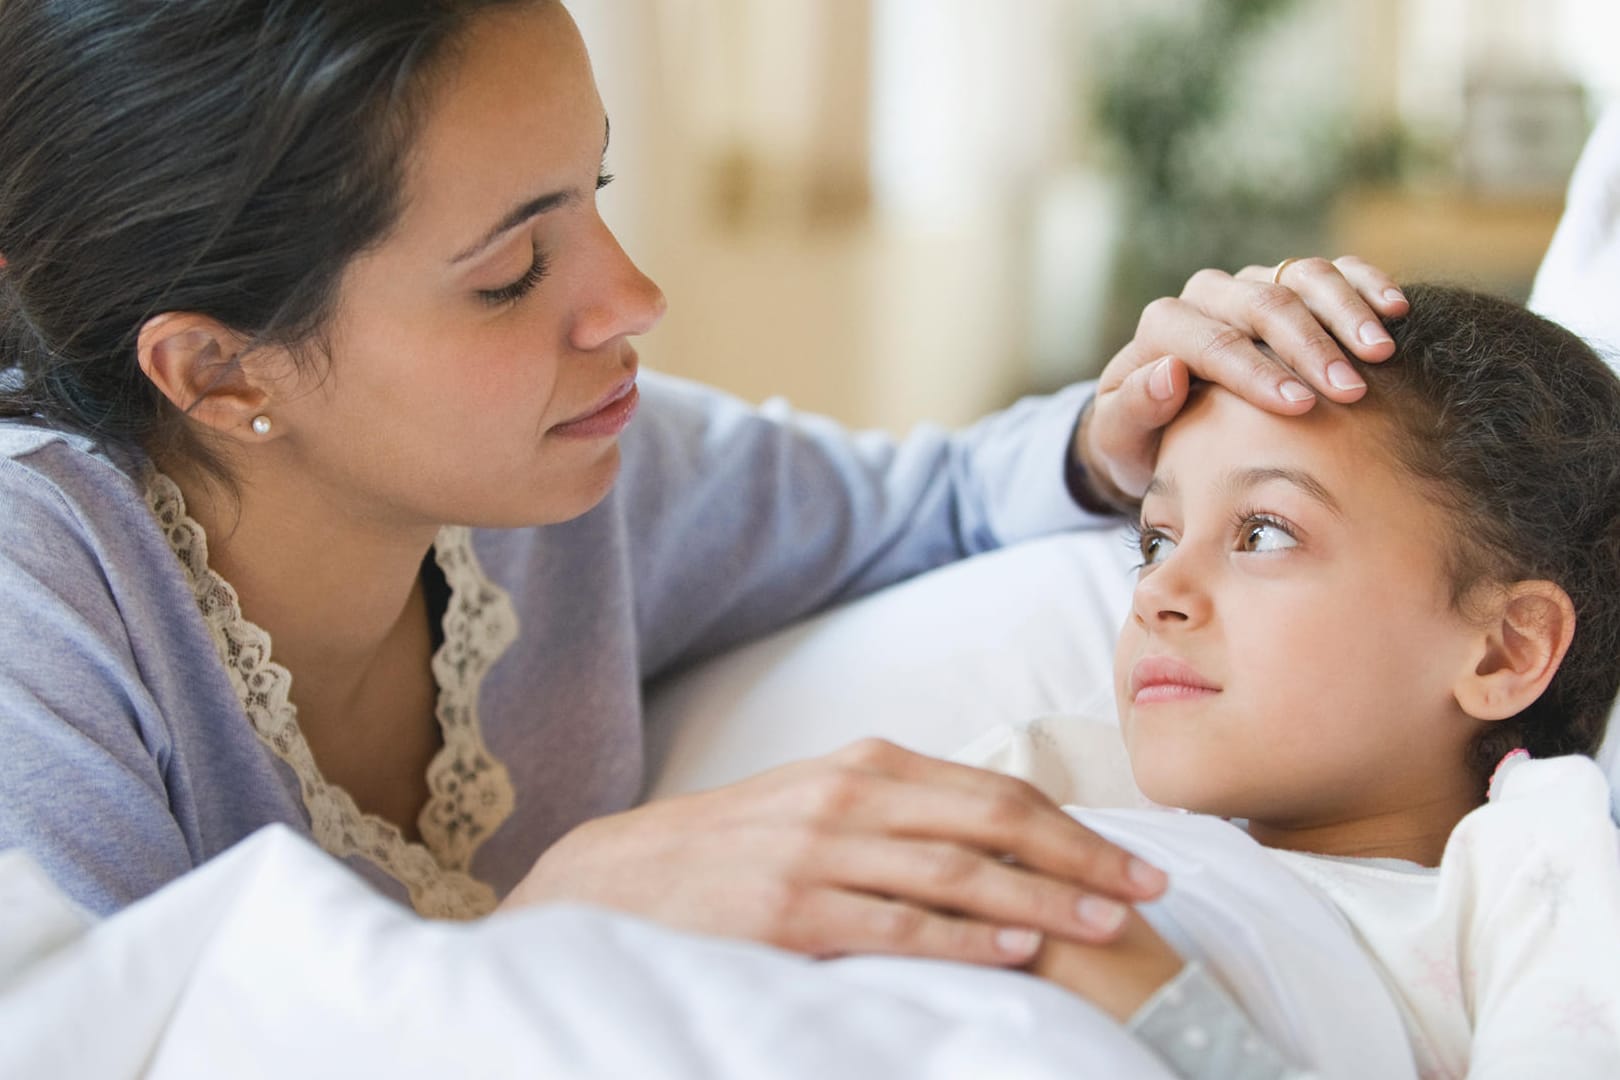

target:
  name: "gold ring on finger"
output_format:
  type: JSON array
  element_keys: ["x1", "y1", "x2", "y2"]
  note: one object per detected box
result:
[{"x1": 1272, "y1": 257, "x2": 1302, "y2": 285}]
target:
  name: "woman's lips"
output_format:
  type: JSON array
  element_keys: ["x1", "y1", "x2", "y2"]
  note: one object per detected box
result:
[
  {"x1": 1129, "y1": 656, "x2": 1221, "y2": 705},
  {"x1": 551, "y1": 377, "x2": 639, "y2": 439}
]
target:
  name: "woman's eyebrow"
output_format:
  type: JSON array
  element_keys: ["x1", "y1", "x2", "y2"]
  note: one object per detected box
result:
[
  {"x1": 449, "y1": 116, "x2": 612, "y2": 266},
  {"x1": 1224, "y1": 466, "x2": 1344, "y2": 517},
  {"x1": 451, "y1": 189, "x2": 579, "y2": 265}
]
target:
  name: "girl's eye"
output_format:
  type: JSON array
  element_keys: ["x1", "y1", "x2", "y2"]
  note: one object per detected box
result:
[
  {"x1": 1239, "y1": 517, "x2": 1298, "y2": 554},
  {"x1": 478, "y1": 248, "x2": 550, "y2": 307},
  {"x1": 1136, "y1": 527, "x2": 1177, "y2": 568},
  {"x1": 596, "y1": 171, "x2": 616, "y2": 190}
]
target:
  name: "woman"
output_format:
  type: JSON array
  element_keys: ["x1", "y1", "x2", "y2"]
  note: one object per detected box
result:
[{"x1": 0, "y1": 0, "x2": 1406, "y2": 964}]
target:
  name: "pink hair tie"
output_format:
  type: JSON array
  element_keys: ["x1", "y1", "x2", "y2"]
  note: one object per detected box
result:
[{"x1": 1486, "y1": 748, "x2": 1530, "y2": 802}]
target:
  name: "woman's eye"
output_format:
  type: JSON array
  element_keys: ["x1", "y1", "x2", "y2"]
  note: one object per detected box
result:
[
  {"x1": 478, "y1": 248, "x2": 550, "y2": 307},
  {"x1": 1239, "y1": 518, "x2": 1298, "y2": 554}
]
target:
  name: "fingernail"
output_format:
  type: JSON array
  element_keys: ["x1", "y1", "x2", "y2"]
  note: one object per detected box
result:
[
  {"x1": 1278, "y1": 379, "x2": 1314, "y2": 403},
  {"x1": 995, "y1": 927, "x2": 1043, "y2": 957},
  {"x1": 1383, "y1": 288, "x2": 1407, "y2": 305},
  {"x1": 1358, "y1": 321, "x2": 1393, "y2": 347},
  {"x1": 1326, "y1": 360, "x2": 1365, "y2": 391},
  {"x1": 1077, "y1": 896, "x2": 1128, "y2": 935},
  {"x1": 1128, "y1": 858, "x2": 1168, "y2": 894},
  {"x1": 1149, "y1": 356, "x2": 1176, "y2": 401}
]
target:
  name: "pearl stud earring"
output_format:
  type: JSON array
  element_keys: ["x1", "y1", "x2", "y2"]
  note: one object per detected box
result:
[{"x1": 251, "y1": 415, "x2": 272, "y2": 436}]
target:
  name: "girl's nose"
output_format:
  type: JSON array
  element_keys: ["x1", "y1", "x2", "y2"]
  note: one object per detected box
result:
[{"x1": 1131, "y1": 551, "x2": 1210, "y2": 630}]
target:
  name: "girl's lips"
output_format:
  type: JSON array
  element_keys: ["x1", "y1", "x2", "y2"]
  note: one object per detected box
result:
[
  {"x1": 551, "y1": 379, "x2": 639, "y2": 439},
  {"x1": 1129, "y1": 656, "x2": 1221, "y2": 704},
  {"x1": 1133, "y1": 682, "x2": 1221, "y2": 705}
]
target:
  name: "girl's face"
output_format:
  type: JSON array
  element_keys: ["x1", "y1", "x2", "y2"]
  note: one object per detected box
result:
[
  {"x1": 1113, "y1": 386, "x2": 1487, "y2": 842},
  {"x1": 262, "y1": 1, "x2": 665, "y2": 532}
]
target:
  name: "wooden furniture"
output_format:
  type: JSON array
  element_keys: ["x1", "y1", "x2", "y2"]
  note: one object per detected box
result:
[{"x1": 1331, "y1": 186, "x2": 1566, "y2": 301}]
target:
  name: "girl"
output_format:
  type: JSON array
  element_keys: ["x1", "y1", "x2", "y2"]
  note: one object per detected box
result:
[{"x1": 1030, "y1": 284, "x2": 1620, "y2": 1078}]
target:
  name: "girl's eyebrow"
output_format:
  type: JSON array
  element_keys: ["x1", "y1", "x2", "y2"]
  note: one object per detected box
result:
[
  {"x1": 1143, "y1": 474, "x2": 1175, "y2": 501},
  {"x1": 1223, "y1": 466, "x2": 1344, "y2": 518}
]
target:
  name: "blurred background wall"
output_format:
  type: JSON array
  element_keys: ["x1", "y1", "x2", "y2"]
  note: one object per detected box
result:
[{"x1": 569, "y1": 0, "x2": 1618, "y2": 432}]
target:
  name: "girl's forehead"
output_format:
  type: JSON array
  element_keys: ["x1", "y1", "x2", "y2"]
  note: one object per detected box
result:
[{"x1": 1153, "y1": 386, "x2": 1399, "y2": 504}]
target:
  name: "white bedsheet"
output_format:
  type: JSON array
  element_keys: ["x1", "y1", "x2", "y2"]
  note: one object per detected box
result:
[{"x1": 0, "y1": 820, "x2": 1414, "y2": 1079}]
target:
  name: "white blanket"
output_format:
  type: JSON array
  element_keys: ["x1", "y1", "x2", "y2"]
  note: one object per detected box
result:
[{"x1": 0, "y1": 819, "x2": 1414, "y2": 1079}]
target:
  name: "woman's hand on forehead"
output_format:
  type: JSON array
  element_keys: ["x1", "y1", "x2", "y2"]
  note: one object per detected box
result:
[{"x1": 1074, "y1": 255, "x2": 1408, "y2": 509}]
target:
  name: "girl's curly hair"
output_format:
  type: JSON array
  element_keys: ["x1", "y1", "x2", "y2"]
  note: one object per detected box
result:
[{"x1": 1364, "y1": 283, "x2": 1620, "y2": 784}]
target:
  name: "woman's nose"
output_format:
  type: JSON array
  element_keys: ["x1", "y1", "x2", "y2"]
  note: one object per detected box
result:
[{"x1": 569, "y1": 225, "x2": 667, "y2": 351}]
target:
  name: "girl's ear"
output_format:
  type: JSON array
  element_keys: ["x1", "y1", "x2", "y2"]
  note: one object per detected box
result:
[
  {"x1": 136, "y1": 312, "x2": 282, "y2": 441},
  {"x1": 1453, "y1": 581, "x2": 1576, "y2": 722}
]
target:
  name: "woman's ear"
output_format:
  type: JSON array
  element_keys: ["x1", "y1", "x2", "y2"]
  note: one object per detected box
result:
[
  {"x1": 1453, "y1": 581, "x2": 1576, "y2": 722},
  {"x1": 136, "y1": 312, "x2": 279, "y2": 440}
]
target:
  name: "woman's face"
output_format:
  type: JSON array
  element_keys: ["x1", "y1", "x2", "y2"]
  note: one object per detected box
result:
[
  {"x1": 264, "y1": 1, "x2": 665, "y2": 532},
  {"x1": 1112, "y1": 386, "x2": 1486, "y2": 834}
]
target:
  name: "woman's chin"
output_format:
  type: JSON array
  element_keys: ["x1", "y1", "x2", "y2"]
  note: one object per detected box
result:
[{"x1": 472, "y1": 446, "x2": 625, "y2": 529}]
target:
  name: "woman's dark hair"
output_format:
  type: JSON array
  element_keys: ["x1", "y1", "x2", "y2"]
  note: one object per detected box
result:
[
  {"x1": 1364, "y1": 283, "x2": 1620, "y2": 785},
  {"x1": 0, "y1": 0, "x2": 535, "y2": 475}
]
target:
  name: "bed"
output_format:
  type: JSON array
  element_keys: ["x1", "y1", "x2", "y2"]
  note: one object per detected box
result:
[{"x1": 7, "y1": 515, "x2": 1611, "y2": 1079}]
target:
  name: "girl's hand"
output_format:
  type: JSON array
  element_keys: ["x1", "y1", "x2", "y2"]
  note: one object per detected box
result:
[
  {"x1": 1075, "y1": 255, "x2": 1411, "y2": 509},
  {"x1": 1030, "y1": 904, "x2": 1186, "y2": 1023},
  {"x1": 500, "y1": 738, "x2": 1168, "y2": 966}
]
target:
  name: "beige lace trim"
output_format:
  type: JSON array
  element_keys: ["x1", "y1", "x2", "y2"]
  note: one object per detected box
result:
[{"x1": 146, "y1": 472, "x2": 518, "y2": 919}]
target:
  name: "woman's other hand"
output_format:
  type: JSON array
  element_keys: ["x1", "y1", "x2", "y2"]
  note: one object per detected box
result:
[
  {"x1": 500, "y1": 738, "x2": 1168, "y2": 966},
  {"x1": 1075, "y1": 255, "x2": 1410, "y2": 509},
  {"x1": 1030, "y1": 905, "x2": 1186, "y2": 1023}
]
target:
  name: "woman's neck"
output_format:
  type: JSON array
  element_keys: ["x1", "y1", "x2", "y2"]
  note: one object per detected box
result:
[{"x1": 163, "y1": 457, "x2": 440, "y2": 713}]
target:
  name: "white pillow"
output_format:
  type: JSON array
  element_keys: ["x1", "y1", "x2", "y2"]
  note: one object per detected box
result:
[
  {"x1": 1530, "y1": 104, "x2": 1620, "y2": 363},
  {"x1": 643, "y1": 528, "x2": 1137, "y2": 798},
  {"x1": 1600, "y1": 712, "x2": 1620, "y2": 813}
]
